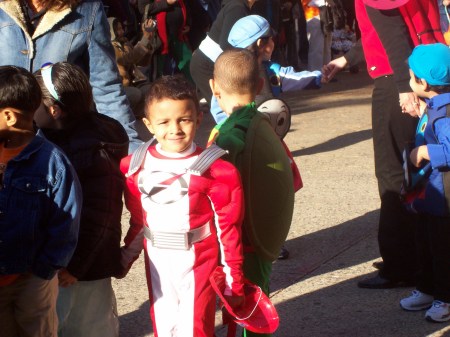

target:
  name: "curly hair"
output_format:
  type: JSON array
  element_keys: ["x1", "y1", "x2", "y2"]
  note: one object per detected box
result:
[{"x1": 144, "y1": 74, "x2": 200, "y2": 116}]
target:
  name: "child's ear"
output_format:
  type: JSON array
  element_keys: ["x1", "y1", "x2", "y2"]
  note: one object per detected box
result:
[
  {"x1": 256, "y1": 77, "x2": 264, "y2": 95},
  {"x1": 142, "y1": 117, "x2": 155, "y2": 134},
  {"x1": 48, "y1": 105, "x2": 64, "y2": 120},
  {"x1": 421, "y1": 79, "x2": 431, "y2": 91},
  {"x1": 1, "y1": 109, "x2": 18, "y2": 127},
  {"x1": 209, "y1": 78, "x2": 221, "y2": 99}
]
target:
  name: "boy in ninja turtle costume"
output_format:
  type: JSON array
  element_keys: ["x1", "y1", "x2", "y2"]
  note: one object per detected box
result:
[{"x1": 209, "y1": 48, "x2": 295, "y2": 337}]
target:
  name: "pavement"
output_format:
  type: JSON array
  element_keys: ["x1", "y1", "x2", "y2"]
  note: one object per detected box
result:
[{"x1": 113, "y1": 68, "x2": 450, "y2": 337}]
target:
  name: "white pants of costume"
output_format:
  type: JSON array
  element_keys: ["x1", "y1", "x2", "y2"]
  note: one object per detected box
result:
[
  {"x1": 145, "y1": 238, "x2": 217, "y2": 337},
  {"x1": 57, "y1": 278, "x2": 119, "y2": 337},
  {"x1": 306, "y1": 15, "x2": 332, "y2": 71}
]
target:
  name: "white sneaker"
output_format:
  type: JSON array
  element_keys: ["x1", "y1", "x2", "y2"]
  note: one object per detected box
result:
[
  {"x1": 425, "y1": 300, "x2": 450, "y2": 322},
  {"x1": 400, "y1": 290, "x2": 433, "y2": 311}
]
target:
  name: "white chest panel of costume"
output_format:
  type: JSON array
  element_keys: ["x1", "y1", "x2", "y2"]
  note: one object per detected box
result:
[{"x1": 138, "y1": 153, "x2": 198, "y2": 233}]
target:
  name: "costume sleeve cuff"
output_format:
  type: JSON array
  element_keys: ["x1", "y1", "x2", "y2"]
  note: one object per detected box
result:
[{"x1": 427, "y1": 144, "x2": 447, "y2": 169}]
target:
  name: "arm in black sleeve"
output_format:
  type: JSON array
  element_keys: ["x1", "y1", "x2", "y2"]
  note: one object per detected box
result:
[
  {"x1": 217, "y1": 3, "x2": 251, "y2": 49},
  {"x1": 366, "y1": 5, "x2": 413, "y2": 93},
  {"x1": 343, "y1": 39, "x2": 364, "y2": 67},
  {"x1": 141, "y1": 0, "x2": 171, "y2": 17}
]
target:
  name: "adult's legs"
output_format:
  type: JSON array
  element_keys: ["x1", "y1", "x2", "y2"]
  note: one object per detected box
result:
[
  {"x1": 190, "y1": 50, "x2": 214, "y2": 104},
  {"x1": 371, "y1": 76, "x2": 419, "y2": 283}
]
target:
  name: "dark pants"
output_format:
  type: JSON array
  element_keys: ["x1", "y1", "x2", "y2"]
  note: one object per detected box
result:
[
  {"x1": 416, "y1": 215, "x2": 450, "y2": 303},
  {"x1": 372, "y1": 76, "x2": 419, "y2": 281},
  {"x1": 190, "y1": 49, "x2": 214, "y2": 104}
]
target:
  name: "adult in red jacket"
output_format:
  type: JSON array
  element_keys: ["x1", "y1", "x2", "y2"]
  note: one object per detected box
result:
[{"x1": 322, "y1": 0, "x2": 444, "y2": 289}]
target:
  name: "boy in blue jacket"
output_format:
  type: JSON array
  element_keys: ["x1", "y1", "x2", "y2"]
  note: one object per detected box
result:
[
  {"x1": 399, "y1": 43, "x2": 450, "y2": 323},
  {"x1": 0, "y1": 66, "x2": 81, "y2": 337}
]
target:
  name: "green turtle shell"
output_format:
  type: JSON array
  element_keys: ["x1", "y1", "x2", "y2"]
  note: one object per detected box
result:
[{"x1": 241, "y1": 112, "x2": 295, "y2": 261}]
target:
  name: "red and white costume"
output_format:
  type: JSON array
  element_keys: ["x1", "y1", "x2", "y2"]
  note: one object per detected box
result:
[{"x1": 120, "y1": 143, "x2": 245, "y2": 337}]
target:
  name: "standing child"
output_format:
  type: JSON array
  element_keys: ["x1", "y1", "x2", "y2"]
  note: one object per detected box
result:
[
  {"x1": 209, "y1": 48, "x2": 295, "y2": 337},
  {"x1": 0, "y1": 66, "x2": 81, "y2": 337},
  {"x1": 33, "y1": 62, "x2": 129, "y2": 337},
  {"x1": 209, "y1": 15, "x2": 306, "y2": 260},
  {"x1": 119, "y1": 74, "x2": 245, "y2": 337},
  {"x1": 398, "y1": 43, "x2": 450, "y2": 323},
  {"x1": 210, "y1": 14, "x2": 322, "y2": 124}
]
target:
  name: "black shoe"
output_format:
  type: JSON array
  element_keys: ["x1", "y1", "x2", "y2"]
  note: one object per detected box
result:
[
  {"x1": 357, "y1": 274, "x2": 415, "y2": 289},
  {"x1": 372, "y1": 261, "x2": 384, "y2": 270},
  {"x1": 278, "y1": 247, "x2": 290, "y2": 260}
]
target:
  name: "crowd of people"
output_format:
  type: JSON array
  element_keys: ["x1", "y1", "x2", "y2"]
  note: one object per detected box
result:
[{"x1": 0, "y1": 0, "x2": 450, "y2": 336}]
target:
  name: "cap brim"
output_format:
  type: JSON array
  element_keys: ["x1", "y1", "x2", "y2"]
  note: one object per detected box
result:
[{"x1": 363, "y1": 0, "x2": 410, "y2": 10}]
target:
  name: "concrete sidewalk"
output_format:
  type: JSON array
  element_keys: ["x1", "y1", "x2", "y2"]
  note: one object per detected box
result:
[{"x1": 113, "y1": 69, "x2": 450, "y2": 337}]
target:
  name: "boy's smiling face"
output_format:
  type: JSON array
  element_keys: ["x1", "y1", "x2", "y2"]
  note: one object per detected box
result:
[{"x1": 143, "y1": 98, "x2": 202, "y2": 153}]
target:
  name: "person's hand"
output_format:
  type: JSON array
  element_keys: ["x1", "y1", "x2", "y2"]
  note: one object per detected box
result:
[
  {"x1": 142, "y1": 19, "x2": 156, "y2": 39},
  {"x1": 167, "y1": 0, "x2": 177, "y2": 4},
  {"x1": 321, "y1": 56, "x2": 347, "y2": 83},
  {"x1": 399, "y1": 92, "x2": 421, "y2": 117},
  {"x1": 58, "y1": 269, "x2": 78, "y2": 287},
  {"x1": 443, "y1": 0, "x2": 450, "y2": 6},
  {"x1": 418, "y1": 99, "x2": 427, "y2": 117},
  {"x1": 409, "y1": 145, "x2": 429, "y2": 167}
]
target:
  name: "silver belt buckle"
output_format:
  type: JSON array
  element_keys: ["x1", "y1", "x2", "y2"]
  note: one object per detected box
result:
[{"x1": 151, "y1": 231, "x2": 190, "y2": 250}]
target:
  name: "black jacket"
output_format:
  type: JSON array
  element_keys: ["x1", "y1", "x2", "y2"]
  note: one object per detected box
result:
[{"x1": 42, "y1": 113, "x2": 129, "y2": 281}]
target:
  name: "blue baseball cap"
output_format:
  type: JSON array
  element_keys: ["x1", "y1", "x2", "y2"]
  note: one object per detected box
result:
[
  {"x1": 408, "y1": 43, "x2": 450, "y2": 86},
  {"x1": 228, "y1": 15, "x2": 272, "y2": 48}
]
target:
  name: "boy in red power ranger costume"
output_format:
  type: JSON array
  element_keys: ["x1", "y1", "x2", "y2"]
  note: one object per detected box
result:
[{"x1": 119, "y1": 74, "x2": 245, "y2": 337}]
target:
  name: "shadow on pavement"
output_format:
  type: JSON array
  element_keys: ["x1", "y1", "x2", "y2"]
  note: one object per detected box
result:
[
  {"x1": 273, "y1": 236, "x2": 450, "y2": 337},
  {"x1": 291, "y1": 129, "x2": 372, "y2": 157},
  {"x1": 271, "y1": 210, "x2": 380, "y2": 293},
  {"x1": 119, "y1": 301, "x2": 152, "y2": 337}
]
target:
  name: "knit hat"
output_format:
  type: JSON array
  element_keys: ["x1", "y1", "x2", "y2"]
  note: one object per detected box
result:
[
  {"x1": 362, "y1": 0, "x2": 409, "y2": 10},
  {"x1": 228, "y1": 15, "x2": 272, "y2": 48},
  {"x1": 408, "y1": 43, "x2": 450, "y2": 86}
]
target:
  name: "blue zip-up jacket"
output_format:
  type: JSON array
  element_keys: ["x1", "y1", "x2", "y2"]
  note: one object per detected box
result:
[
  {"x1": 412, "y1": 93, "x2": 450, "y2": 216},
  {"x1": 0, "y1": 131, "x2": 82, "y2": 280}
]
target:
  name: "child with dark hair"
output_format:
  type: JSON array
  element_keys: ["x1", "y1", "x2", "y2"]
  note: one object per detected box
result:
[
  {"x1": 0, "y1": 65, "x2": 81, "y2": 337},
  {"x1": 33, "y1": 62, "x2": 129, "y2": 337},
  {"x1": 119, "y1": 74, "x2": 245, "y2": 337},
  {"x1": 399, "y1": 43, "x2": 450, "y2": 323}
]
